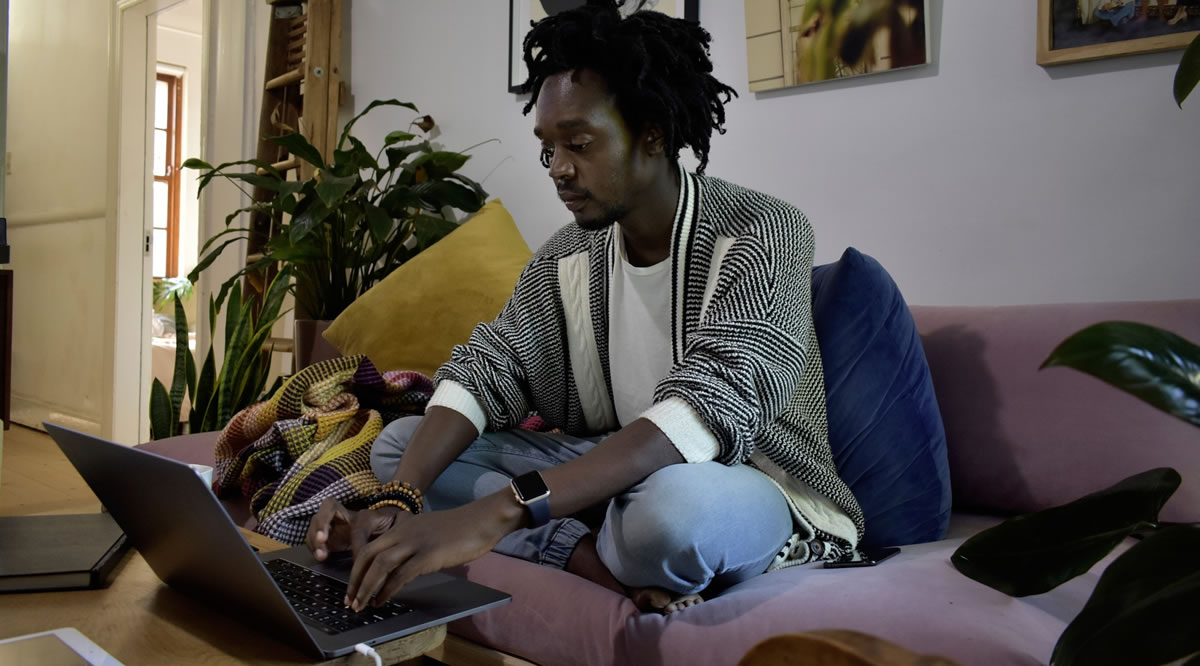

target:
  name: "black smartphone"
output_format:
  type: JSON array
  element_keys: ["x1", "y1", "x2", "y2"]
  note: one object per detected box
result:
[{"x1": 823, "y1": 545, "x2": 901, "y2": 569}]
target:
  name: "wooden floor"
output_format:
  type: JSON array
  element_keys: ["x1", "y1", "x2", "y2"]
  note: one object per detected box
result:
[{"x1": 0, "y1": 424, "x2": 100, "y2": 516}]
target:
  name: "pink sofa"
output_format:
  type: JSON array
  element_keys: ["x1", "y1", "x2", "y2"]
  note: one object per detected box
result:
[{"x1": 140, "y1": 299, "x2": 1200, "y2": 665}]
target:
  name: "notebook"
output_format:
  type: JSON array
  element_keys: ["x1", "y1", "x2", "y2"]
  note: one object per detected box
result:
[
  {"x1": 0, "y1": 512, "x2": 129, "y2": 593},
  {"x1": 45, "y1": 423, "x2": 511, "y2": 660}
]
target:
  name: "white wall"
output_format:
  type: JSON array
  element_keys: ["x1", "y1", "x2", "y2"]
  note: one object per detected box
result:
[
  {"x1": 348, "y1": 0, "x2": 1200, "y2": 306},
  {"x1": 5, "y1": 0, "x2": 111, "y2": 432}
]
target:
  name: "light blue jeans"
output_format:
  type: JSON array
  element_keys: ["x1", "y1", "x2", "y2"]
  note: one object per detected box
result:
[{"x1": 370, "y1": 416, "x2": 793, "y2": 595}]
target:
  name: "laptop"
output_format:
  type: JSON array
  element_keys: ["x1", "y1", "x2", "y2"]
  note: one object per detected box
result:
[{"x1": 45, "y1": 423, "x2": 512, "y2": 660}]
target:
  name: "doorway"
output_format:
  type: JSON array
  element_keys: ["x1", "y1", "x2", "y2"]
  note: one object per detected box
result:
[
  {"x1": 109, "y1": 0, "x2": 264, "y2": 444},
  {"x1": 147, "y1": 0, "x2": 203, "y2": 426}
]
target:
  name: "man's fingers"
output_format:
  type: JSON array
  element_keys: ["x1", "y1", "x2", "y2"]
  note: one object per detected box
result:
[
  {"x1": 346, "y1": 538, "x2": 410, "y2": 611},
  {"x1": 306, "y1": 497, "x2": 342, "y2": 557},
  {"x1": 352, "y1": 548, "x2": 410, "y2": 612},
  {"x1": 372, "y1": 560, "x2": 422, "y2": 607}
]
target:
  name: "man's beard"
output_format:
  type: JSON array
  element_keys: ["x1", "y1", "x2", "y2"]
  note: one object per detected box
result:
[{"x1": 575, "y1": 203, "x2": 630, "y2": 231}]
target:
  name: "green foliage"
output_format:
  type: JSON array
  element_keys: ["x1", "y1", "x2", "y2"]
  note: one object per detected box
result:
[
  {"x1": 952, "y1": 55, "x2": 1200, "y2": 666},
  {"x1": 148, "y1": 269, "x2": 291, "y2": 438},
  {"x1": 183, "y1": 99, "x2": 488, "y2": 320},
  {"x1": 953, "y1": 320, "x2": 1200, "y2": 665},
  {"x1": 1053, "y1": 526, "x2": 1200, "y2": 666},
  {"x1": 149, "y1": 293, "x2": 193, "y2": 439},
  {"x1": 1175, "y1": 33, "x2": 1200, "y2": 107},
  {"x1": 951, "y1": 468, "x2": 1180, "y2": 597},
  {"x1": 1041, "y1": 321, "x2": 1200, "y2": 427},
  {"x1": 151, "y1": 276, "x2": 193, "y2": 308}
]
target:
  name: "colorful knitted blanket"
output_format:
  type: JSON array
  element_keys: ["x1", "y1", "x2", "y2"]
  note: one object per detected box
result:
[{"x1": 212, "y1": 355, "x2": 434, "y2": 545}]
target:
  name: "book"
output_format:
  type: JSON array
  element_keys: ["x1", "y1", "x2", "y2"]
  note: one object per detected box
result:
[{"x1": 0, "y1": 513, "x2": 129, "y2": 593}]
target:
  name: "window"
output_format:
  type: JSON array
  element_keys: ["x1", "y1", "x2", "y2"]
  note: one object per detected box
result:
[{"x1": 153, "y1": 72, "x2": 183, "y2": 278}]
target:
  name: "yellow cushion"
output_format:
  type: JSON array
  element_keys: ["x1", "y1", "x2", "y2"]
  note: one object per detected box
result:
[{"x1": 322, "y1": 199, "x2": 531, "y2": 376}]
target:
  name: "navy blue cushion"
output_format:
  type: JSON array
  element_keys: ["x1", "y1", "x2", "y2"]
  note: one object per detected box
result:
[{"x1": 811, "y1": 247, "x2": 951, "y2": 548}]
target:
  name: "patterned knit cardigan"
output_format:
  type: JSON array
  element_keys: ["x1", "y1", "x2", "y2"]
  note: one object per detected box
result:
[{"x1": 434, "y1": 167, "x2": 865, "y2": 561}]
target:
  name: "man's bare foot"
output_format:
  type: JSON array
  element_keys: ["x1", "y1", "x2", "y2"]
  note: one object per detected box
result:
[
  {"x1": 629, "y1": 587, "x2": 703, "y2": 614},
  {"x1": 566, "y1": 534, "x2": 704, "y2": 614}
]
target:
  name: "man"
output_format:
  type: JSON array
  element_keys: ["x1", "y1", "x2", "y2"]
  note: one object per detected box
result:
[{"x1": 306, "y1": 0, "x2": 863, "y2": 615}]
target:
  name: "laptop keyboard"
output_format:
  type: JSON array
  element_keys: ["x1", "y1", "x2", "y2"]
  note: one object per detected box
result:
[{"x1": 265, "y1": 558, "x2": 413, "y2": 635}]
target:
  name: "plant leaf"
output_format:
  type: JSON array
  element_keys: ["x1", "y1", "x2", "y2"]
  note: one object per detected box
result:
[
  {"x1": 1175, "y1": 33, "x2": 1200, "y2": 107},
  {"x1": 181, "y1": 157, "x2": 213, "y2": 170},
  {"x1": 385, "y1": 130, "x2": 416, "y2": 145},
  {"x1": 411, "y1": 214, "x2": 460, "y2": 251},
  {"x1": 1041, "y1": 321, "x2": 1200, "y2": 428},
  {"x1": 386, "y1": 142, "x2": 433, "y2": 170},
  {"x1": 216, "y1": 294, "x2": 254, "y2": 428},
  {"x1": 409, "y1": 150, "x2": 471, "y2": 179},
  {"x1": 169, "y1": 294, "x2": 189, "y2": 433},
  {"x1": 191, "y1": 346, "x2": 216, "y2": 433},
  {"x1": 224, "y1": 281, "x2": 242, "y2": 355},
  {"x1": 413, "y1": 180, "x2": 484, "y2": 213},
  {"x1": 337, "y1": 99, "x2": 419, "y2": 151},
  {"x1": 149, "y1": 378, "x2": 173, "y2": 440},
  {"x1": 289, "y1": 197, "x2": 333, "y2": 243},
  {"x1": 364, "y1": 204, "x2": 393, "y2": 245},
  {"x1": 951, "y1": 468, "x2": 1181, "y2": 597},
  {"x1": 315, "y1": 170, "x2": 359, "y2": 209},
  {"x1": 187, "y1": 236, "x2": 246, "y2": 284},
  {"x1": 332, "y1": 135, "x2": 380, "y2": 174},
  {"x1": 266, "y1": 133, "x2": 326, "y2": 170},
  {"x1": 1052, "y1": 526, "x2": 1200, "y2": 666}
]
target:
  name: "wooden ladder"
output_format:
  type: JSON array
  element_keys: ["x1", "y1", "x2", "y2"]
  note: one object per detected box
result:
[{"x1": 245, "y1": 0, "x2": 343, "y2": 336}]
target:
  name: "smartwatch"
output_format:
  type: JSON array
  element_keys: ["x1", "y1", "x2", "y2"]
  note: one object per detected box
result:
[{"x1": 510, "y1": 471, "x2": 551, "y2": 528}]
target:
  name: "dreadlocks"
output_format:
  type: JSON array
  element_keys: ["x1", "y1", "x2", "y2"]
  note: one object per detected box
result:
[{"x1": 520, "y1": 0, "x2": 737, "y2": 174}]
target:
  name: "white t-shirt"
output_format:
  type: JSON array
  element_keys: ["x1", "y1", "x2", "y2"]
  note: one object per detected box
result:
[{"x1": 609, "y1": 231, "x2": 673, "y2": 427}]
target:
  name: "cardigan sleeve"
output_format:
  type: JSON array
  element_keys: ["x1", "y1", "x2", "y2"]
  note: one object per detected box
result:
[
  {"x1": 433, "y1": 256, "x2": 562, "y2": 432},
  {"x1": 650, "y1": 210, "x2": 818, "y2": 465}
]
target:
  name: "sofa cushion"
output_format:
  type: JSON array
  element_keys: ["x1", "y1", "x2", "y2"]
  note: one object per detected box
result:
[
  {"x1": 449, "y1": 513, "x2": 1100, "y2": 666},
  {"x1": 810, "y1": 248, "x2": 951, "y2": 548},
  {"x1": 322, "y1": 199, "x2": 531, "y2": 376},
  {"x1": 912, "y1": 300, "x2": 1200, "y2": 523}
]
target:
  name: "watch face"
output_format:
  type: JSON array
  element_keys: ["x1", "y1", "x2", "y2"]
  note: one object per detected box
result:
[{"x1": 512, "y1": 472, "x2": 550, "y2": 501}]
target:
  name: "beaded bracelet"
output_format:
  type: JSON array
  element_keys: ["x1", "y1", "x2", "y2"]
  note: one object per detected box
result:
[
  {"x1": 368, "y1": 498, "x2": 419, "y2": 514},
  {"x1": 379, "y1": 480, "x2": 423, "y2": 502},
  {"x1": 364, "y1": 480, "x2": 424, "y2": 515}
]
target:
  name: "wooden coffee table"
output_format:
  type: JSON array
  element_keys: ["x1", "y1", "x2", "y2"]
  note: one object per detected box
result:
[{"x1": 0, "y1": 527, "x2": 445, "y2": 665}]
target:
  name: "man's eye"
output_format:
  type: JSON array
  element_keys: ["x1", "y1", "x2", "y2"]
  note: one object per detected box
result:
[
  {"x1": 568, "y1": 143, "x2": 589, "y2": 152},
  {"x1": 540, "y1": 147, "x2": 553, "y2": 168}
]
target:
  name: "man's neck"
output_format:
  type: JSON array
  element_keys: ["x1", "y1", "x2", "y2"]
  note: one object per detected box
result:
[{"x1": 619, "y1": 166, "x2": 681, "y2": 267}]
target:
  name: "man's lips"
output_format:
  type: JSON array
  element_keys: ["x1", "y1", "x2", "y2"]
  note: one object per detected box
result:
[{"x1": 559, "y1": 191, "x2": 587, "y2": 212}]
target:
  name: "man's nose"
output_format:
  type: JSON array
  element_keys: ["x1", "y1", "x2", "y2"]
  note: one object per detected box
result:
[{"x1": 549, "y1": 152, "x2": 574, "y2": 182}]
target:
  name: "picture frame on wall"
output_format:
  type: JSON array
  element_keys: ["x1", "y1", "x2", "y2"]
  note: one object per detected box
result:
[
  {"x1": 743, "y1": 0, "x2": 930, "y2": 92},
  {"x1": 1038, "y1": 0, "x2": 1200, "y2": 66},
  {"x1": 509, "y1": 0, "x2": 700, "y2": 93}
]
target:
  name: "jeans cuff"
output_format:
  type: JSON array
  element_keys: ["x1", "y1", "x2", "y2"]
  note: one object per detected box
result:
[{"x1": 539, "y1": 518, "x2": 591, "y2": 570}]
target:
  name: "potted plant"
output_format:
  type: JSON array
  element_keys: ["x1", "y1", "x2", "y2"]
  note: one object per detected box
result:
[
  {"x1": 183, "y1": 98, "x2": 488, "y2": 367},
  {"x1": 949, "y1": 42, "x2": 1200, "y2": 666}
]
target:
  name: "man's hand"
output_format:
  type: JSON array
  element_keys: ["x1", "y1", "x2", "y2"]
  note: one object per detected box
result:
[
  {"x1": 305, "y1": 497, "x2": 405, "y2": 562},
  {"x1": 344, "y1": 492, "x2": 523, "y2": 611}
]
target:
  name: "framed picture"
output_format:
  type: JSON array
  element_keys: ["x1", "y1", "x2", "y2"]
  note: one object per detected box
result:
[
  {"x1": 509, "y1": 0, "x2": 700, "y2": 93},
  {"x1": 1038, "y1": 0, "x2": 1200, "y2": 66},
  {"x1": 744, "y1": 0, "x2": 930, "y2": 92}
]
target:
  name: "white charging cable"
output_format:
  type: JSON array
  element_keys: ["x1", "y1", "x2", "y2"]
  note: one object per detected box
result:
[{"x1": 354, "y1": 642, "x2": 382, "y2": 666}]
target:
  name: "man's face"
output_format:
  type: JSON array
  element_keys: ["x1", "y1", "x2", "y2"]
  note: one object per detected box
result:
[{"x1": 534, "y1": 70, "x2": 653, "y2": 230}]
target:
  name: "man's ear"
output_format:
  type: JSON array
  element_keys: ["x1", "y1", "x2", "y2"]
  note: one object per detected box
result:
[{"x1": 644, "y1": 125, "x2": 666, "y2": 156}]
